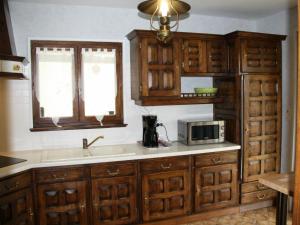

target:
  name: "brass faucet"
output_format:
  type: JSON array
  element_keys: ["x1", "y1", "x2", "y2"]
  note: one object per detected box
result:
[{"x1": 82, "y1": 136, "x2": 104, "y2": 149}]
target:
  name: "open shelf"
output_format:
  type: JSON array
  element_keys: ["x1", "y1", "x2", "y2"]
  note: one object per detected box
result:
[
  {"x1": 135, "y1": 96, "x2": 224, "y2": 106},
  {"x1": 0, "y1": 72, "x2": 28, "y2": 80}
]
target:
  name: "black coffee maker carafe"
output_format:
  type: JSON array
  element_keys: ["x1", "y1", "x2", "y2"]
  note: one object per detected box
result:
[{"x1": 142, "y1": 115, "x2": 159, "y2": 147}]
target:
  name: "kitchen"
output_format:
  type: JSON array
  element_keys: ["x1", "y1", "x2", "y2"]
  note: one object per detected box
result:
[{"x1": 0, "y1": 0, "x2": 298, "y2": 224}]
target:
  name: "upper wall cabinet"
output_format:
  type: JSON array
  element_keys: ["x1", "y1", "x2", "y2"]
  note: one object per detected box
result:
[
  {"x1": 181, "y1": 38, "x2": 228, "y2": 75},
  {"x1": 127, "y1": 30, "x2": 227, "y2": 106},
  {"x1": 226, "y1": 31, "x2": 286, "y2": 75},
  {"x1": 140, "y1": 36, "x2": 181, "y2": 98},
  {"x1": 240, "y1": 39, "x2": 281, "y2": 74}
]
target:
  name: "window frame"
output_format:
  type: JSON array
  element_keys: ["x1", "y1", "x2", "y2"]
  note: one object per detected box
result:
[{"x1": 30, "y1": 40, "x2": 125, "y2": 131}]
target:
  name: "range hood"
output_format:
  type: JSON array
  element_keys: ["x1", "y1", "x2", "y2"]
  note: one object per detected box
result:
[{"x1": 0, "y1": 0, "x2": 28, "y2": 79}]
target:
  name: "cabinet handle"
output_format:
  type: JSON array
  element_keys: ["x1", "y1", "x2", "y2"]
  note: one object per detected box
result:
[
  {"x1": 79, "y1": 203, "x2": 86, "y2": 211},
  {"x1": 5, "y1": 182, "x2": 19, "y2": 191},
  {"x1": 257, "y1": 193, "x2": 266, "y2": 200},
  {"x1": 256, "y1": 183, "x2": 265, "y2": 190},
  {"x1": 160, "y1": 163, "x2": 172, "y2": 169},
  {"x1": 93, "y1": 202, "x2": 99, "y2": 208},
  {"x1": 196, "y1": 185, "x2": 201, "y2": 194},
  {"x1": 107, "y1": 169, "x2": 120, "y2": 176},
  {"x1": 52, "y1": 173, "x2": 67, "y2": 181},
  {"x1": 211, "y1": 157, "x2": 222, "y2": 164},
  {"x1": 144, "y1": 193, "x2": 149, "y2": 208},
  {"x1": 28, "y1": 208, "x2": 34, "y2": 217}
]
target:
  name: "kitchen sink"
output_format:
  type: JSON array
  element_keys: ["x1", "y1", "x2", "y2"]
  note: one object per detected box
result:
[{"x1": 41, "y1": 147, "x2": 136, "y2": 162}]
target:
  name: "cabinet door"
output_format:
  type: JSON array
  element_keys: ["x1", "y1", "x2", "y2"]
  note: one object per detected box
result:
[
  {"x1": 0, "y1": 188, "x2": 34, "y2": 225},
  {"x1": 141, "y1": 37, "x2": 180, "y2": 97},
  {"x1": 142, "y1": 170, "x2": 190, "y2": 222},
  {"x1": 92, "y1": 176, "x2": 137, "y2": 225},
  {"x1": 182, "y1": 39, "x2": 207, "y2": 74},
  {"x1": 241, "y1": 39, "x2": 281, "y2": 73},
  {"x1": 37, "y1": 181, "x2": 88, "y2": 225},
  {"x1": 207, "y1": 40, "x2": 228, "y2": 73},
  {"x1": 243, "y1": 75, "x2": 281, "y2": 182},
  {"x1": 195, "y1": 164, "x2": 238, "y2": 212}
]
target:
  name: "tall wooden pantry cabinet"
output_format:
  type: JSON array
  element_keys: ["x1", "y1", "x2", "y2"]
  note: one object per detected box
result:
[{"x1": 214, "y1": 31, "x2": 286, "y2": 206}]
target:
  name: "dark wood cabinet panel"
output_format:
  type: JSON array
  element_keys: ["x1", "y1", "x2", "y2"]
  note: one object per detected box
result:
[
  {"x1": 91, "y1": 162, "x2": 136, "y2": 179},
  {"x1": 195, "y1": 151, "x2": 238, "y2": 168},
  {"x1": 140, "y1": 37, "x2": 181, "y2": 97},
  {"x1": 140, "y1": 156, "x2": 189, "y2": 174},
  {"x1": 142, "y1": 170, "x2": 190, "y2": 222},
  {"x1": 0, "y1": 172, "x2": 31, "y2": 197},
  {"x1": 195, "y1": 164, "x2": 238, "y2": 212},
  {"x1": 241, "y1": 39, "x2": 281, "y2": 74},
  {"x1": 35, "y1": 166, "x2": 88, "y2": 184},
  {"x1": 207, "y1": 40, "x2": 228, "y2": 73},
  {"x1": 243, "y1": 75, "x2": 281, "y2": 182},
  {"x1": 92, "y1": 176, "x2": 137, "y2": 225},
  {"x1": 37, "y1": 181, "x2": 88, "y2": 225},
  {"x1": 181, "y1": 39, "x2": 207, "y2": 74},
  {"x1": 0, "y1": 188, "x2": 34, "y2": 225}
]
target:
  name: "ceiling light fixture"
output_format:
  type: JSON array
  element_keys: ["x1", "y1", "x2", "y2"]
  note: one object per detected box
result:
[{"x1": 138, "y1": 0, "x2": 191, "y2": 43}]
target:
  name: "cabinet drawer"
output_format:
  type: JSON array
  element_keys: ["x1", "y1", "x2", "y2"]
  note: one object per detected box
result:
[
  {"x1": 242, "y1": 181, "x2": 269, "y2": 194},
  {"x1": 140, "y1": 156, "x2": 189, "y2": 173},
  {"x1": 195, "y1": 151, "x2": 238, "y2": 167},
  {"x1": 35, "y1": 166, "x2": 87, "y2": 183},
  {"x1": 0, "y1": 172, "x2": 31, "y2": 196},
  {"x1": 241, "y1": 189, "x2": 277, "y2": 204},
  {"x1": 91, "y1": 162, "x2": 136, "y2": 178}
]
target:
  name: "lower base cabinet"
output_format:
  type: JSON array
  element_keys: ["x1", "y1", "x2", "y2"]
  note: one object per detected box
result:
[
  {"x1": 0, "y1": 188, "x2": 34, "y2": 225},
  {"x1": 37, "y1": 181, "x2": 88, "y2": 225},
  {"x1": 1, "y1": 151, "x2": 240, "y2": 225},
  {"x1": 92, "y1": 176, "x2": 137, "y2": 225},
  {"x1": 195, "y1": 164, "x2": 238, "y2": 212}
]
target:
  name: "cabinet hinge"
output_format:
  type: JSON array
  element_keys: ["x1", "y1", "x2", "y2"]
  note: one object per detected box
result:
[
  {"x1": 139, "y1": 43, "x2": 142, "y2": 49},
  {"x1": 182, "y1": 62, "x2": 185, "y2": 68},
  {"x1": 182, "y1": 44, "x2": 185, "y2": 50},
  {"x1": 139, "y1": 85, "x2": 142, "y2": 93}
]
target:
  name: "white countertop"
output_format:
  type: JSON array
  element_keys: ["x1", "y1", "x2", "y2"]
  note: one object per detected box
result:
[{"x1": 0, "y1": 142, "x2": 240, "y2": 179}]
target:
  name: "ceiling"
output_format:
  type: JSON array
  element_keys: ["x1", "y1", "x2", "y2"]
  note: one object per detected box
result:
[{"x1": 10, "y1": 0, "x2": 297, "y2": 19}]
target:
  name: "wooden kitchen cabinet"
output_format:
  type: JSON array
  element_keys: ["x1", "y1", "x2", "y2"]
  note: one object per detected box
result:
[
  {"x1": 0, "y1": 172, "x2": 34, "y2": 225},
  {"x1": 181, "y1": 39, "x2": 207, "y2": 74},
  {"x1": 243, "y1": 75, "x2": 281, "y2": 182},
  {"x1": 140, "y1": 157, "x2": 191, "y2": 222},
  {"x1": 207, "y1": 40, "x2": 228, "y2": 73},
  {"x1": 37, "y1": 181, "x2": 88, "y2": 225},
  {"x1": 35, "y1": 166, "x2": 89, "y2": 225},
  {"x1": 91, "y1": 162, "x2": 137, "y2": 225},
  {"x1": 241, "y1": 39, "x2": 281, "y2": 74},
  {"x1": 194, "y1": 151, "x2": 238, "y2": 212}
]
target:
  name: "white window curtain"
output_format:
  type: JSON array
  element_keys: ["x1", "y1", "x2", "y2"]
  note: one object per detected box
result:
[
  {"x1": 81, "y1": 48, "x2": 117, "y2": 117},
  {"x1": 36, "y1": 47, "x2": 75, "y2": 121}
]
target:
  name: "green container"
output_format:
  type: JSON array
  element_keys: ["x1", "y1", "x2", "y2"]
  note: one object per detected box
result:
[{"x1": 194, "y1": 87, "x2": 218, "y2": 94}]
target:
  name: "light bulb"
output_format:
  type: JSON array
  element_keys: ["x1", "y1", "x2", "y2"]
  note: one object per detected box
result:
[{"x1": 159, "y1": 0, "x2": 169, "y2": 17}]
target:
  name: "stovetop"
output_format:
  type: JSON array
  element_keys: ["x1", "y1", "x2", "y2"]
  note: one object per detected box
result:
[{"x1": 0, "y1": 155, "x2": 27, "y2": 168}]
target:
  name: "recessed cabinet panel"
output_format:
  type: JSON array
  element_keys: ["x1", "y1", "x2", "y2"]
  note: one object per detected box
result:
[
  {"x1": 243, "y1": 75, "x2": 281, "y2": 182},
  {"x1": 195, "y1": 164, "x2": 238, "y2": 212},
  {"x1": 141, "y1": 37, "x2": 180, "y2": 97},
  {"x1": 207, "y1": 40, "x2": 228, "y2": 73},
  {"x1": 0, "y1": 188, "x2": 34, "y2": 225},
  {"x1": 182, "y1": 39, "x2": 207, "y2": 74},
  {"x1": 37, "y1": 181, "x2": 88, "y2": 225},
  {"x1": 241, "y1": 39, "x2": 281, "y2": 73},
  {"x1": 142, "y1": 170, "x2": 190, "y2": 222},
  {"x1": 92, "y1": 176, "x2": 137, "y2": 225}
]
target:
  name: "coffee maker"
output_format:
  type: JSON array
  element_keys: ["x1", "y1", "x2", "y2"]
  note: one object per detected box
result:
[{"x1": 142, "y1": 115, "x2": 159, "y2": 147}]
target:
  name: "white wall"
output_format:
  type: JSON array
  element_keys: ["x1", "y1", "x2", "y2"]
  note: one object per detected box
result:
[
  {"x1": 256, "y1": 8, "x2": 298, "y2": 173},
  {"x1": 0, "y1": 1, "x2": 257, "y2": 151}
]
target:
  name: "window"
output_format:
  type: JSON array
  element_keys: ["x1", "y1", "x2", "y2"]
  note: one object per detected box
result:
[{"x1": 31, "y1": 41, "x2": 124, "y2": 131}]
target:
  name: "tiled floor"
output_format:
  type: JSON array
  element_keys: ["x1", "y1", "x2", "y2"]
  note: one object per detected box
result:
[{"x1": 184, "y1": 207, "x2": 292, "y2": 225}]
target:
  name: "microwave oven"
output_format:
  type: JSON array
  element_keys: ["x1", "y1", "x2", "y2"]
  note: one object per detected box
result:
[{"x1": 178, "y1": 119, "x2": 225, "y2": 145}]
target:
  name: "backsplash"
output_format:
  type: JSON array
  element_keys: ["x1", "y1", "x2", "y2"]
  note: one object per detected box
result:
[{"x1": 0, "y1": 1, "x2": 257, "y2": 151}]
